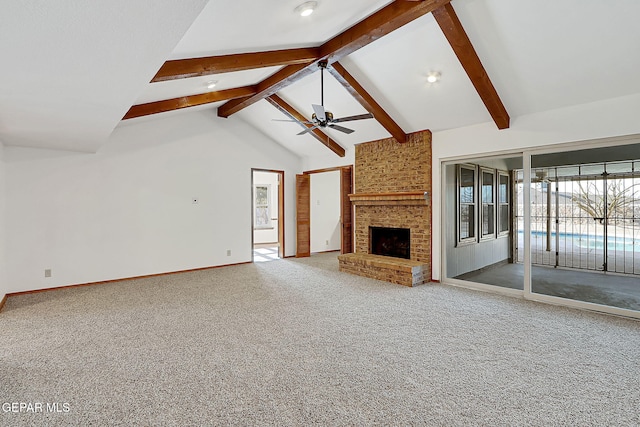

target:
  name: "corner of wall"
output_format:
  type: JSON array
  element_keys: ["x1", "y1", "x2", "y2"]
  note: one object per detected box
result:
[
  {"x1": 0, "y1": 141, "x2": 6, "y2": 305},
  {"x1": 3, "y1": 112, "x2": 305, "y2": 292}
]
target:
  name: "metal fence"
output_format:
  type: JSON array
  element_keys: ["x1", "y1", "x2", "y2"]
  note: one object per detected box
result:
[{"x1": 515, "y1": 161, "x2": 640, "y2": 275}]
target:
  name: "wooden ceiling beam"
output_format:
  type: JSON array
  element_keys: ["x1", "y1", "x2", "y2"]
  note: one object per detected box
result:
[
  {"x1": 123, "y1": 86, "x2": 257, "y2": 120},
  {"x1": 266, "y1": 94, "x2": 345, "y2": 157},
  {"x1": 319, "y1": 0, "x2": 450, "y2": 64},
  {"x1": 328, "y1": 62, "x2": 407, "y2": 144},
  {"x1": 218, "y1": 0, "x2": 451, "y2": 118},
  {"x1": 218, "y1": 61, "x2": 317, "y2": 118},
  {"x1": 432, "y1": 3, "x2": 510, "y2": 129},
  {"x1": 151, "y1": 48, "x2": 321, "y2": 82}
]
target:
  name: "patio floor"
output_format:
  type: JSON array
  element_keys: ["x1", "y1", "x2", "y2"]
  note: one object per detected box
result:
[{"x1": 455, "y1": 262, "x2": 640, "y2": 312}]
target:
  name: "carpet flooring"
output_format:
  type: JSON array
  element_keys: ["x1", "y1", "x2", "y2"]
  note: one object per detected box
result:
[{"x1": 1, "y1": 253, "x2": 639, "y2": 426}]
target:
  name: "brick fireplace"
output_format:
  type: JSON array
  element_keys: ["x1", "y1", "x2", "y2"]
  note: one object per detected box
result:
[{"x1": 338, "y1": 130, "x2": 432, "y2": 286}]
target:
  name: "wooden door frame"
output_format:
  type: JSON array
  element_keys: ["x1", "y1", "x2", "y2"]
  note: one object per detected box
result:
[
  {"x1": 298, "y1": 165, "x2": 354, "y2": 255},
  {"x1": 251, "y1": 169, "x2": 285, "y2": 259}
]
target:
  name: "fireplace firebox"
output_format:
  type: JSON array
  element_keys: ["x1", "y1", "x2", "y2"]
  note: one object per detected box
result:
[{"x1": 370, "y1": 227, "x2": 410, "y2": 259}]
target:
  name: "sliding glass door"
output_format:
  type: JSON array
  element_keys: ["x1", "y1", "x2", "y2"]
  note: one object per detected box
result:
[
  {"x1": 444, "y1": 155, "x2": 523, "y2": 292},
  {"x1": 527, "y1": 149, "x2": 640, "y2": 314},
  {"x1": 443, "y1": 140, "x2": 640, "y2": 318}
]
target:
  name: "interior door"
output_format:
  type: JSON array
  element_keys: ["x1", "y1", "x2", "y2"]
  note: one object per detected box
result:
[
  {"x1": 296, "y1": 173, "x2": 311, "y2": 257},
  {"x1": 340, "y1": 166, "x2": 353, "y2": 254}
]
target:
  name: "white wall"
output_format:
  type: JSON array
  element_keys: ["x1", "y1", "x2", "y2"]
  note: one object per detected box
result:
[
  {"x1": 253, "y1": 171, "x2": 279, "y2": 245},
  {"x1": 0, "y1": 143, "x2": 6, "y2": 302},
  {"x1": 302, "y1": 146, "x2": 355, "y2": 172},
  {"x1": 310, "y1": 171, "x2": 341, "y2": 253},
  {"x1": 4, "y1": 110, "x2": 302, "y2": 293},
  {"x1": 432, "y1": 93, "x2": 640, "y2": 281}
]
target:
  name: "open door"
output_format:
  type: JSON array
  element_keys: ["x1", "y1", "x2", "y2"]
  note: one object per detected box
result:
[
  {"x1": 252, "y1": 169, "x2": 284, "y2": 262},
  {"x1": 340, "y1": 166, "x2": 353, "y2": 254},
  {"x1": 296, "y1": 173, "x2": 311, "y2": 257}
]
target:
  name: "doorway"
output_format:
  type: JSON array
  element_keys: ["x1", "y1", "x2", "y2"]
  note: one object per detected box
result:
[
  {"x1": 252, "y1": 169, "x2": 284, "y2": 262},
  {"x1": 295, "y1": 166, "x2": 353, "y2": 257}
]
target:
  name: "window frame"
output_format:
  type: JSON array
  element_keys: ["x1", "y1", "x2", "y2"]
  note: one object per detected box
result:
[
  {"x1": 497, "y1": 170, "x2": 510, "y2": 237},
  {"x1": 457, "y1": 164, "x2": 478, "y2": 246},
  {"x1": 480, "y1": 167, "x2": 496, "y2": 240},
  {"x1": 253, "y1": 184, "x2": 272, "y2": 229}
]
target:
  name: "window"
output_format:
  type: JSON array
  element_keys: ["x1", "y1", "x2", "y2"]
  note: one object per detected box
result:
[
  {"x1": 480, "y1": 168, "x2": 495, "y2": 238},
  {"x1": 457, "y1": 165, "x2": 476, "y2": 244},
  {"x1": 498, "y1": 171, "x2": 510, "y2": 235},
  {"x1": 254, "y1": 184, "x2": 272, "y2": 229},
  {"x1": 456, "y1": 164, "x2": 511, "y2": 245}
]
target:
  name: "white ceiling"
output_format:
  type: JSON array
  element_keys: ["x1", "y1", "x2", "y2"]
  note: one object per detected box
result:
[
  {"x1": 0, "y1": 0, "x2": 208, "y2": 152},
  {"x1": 2, "y1": 0, "x2": 640, "y2": 157},
  {"x1": 169, "y1": 0, "x2": 394, "y2": 57}
]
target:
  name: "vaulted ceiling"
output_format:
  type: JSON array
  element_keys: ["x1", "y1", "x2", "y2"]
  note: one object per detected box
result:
[{"x1": 2, "y1": 0, "x2": 640, "y2": 158}]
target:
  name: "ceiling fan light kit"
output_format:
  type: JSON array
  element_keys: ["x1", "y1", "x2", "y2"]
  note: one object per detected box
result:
[{"x1": 295, "y1": 1, "x2": 317, "y2": 17}]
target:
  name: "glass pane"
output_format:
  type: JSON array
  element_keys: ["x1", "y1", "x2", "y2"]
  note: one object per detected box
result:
[
  {"x1": 255, "y1": 207, "x2": 270, "y2": 226},
  {"x1": 499, "y1": 174, "x2": 508, "y2": 203},
  {"x1": 482, "y1": 204, "x2": 494, "y2": 235},
  {"x1": 500, "y1": 204, "x2": 509, "y2": 233},
  {"x1": 447, "y1": 156, "x2": 523, "y2": 293},
  {"x1": 556, "y1": 166, "x2": 580, "y2": 177},
  {"x1": 546, "y1": 168, "x2": 557, "y2": 180},
  {"x1": 606, "y1": 161, "x2": 633, "y2": 175},
  {"x1": 530, "y1": 155, "x2": 640, "y2": 314},
  {"x1": 460, "y1": 205, "x2": 475, "y2": 239},
  {"x1": 580, "y1": 163, "x2": 605, "y2": 176},
  {"x1": 255, "y1": 186, "x2": 269, "y2": 206},
  {"x1": 482, "y1": 171, "x2": 494, "y2": 203},
  {"x1": 460, "y1": 168, "x2": 475, "y2": 203}
]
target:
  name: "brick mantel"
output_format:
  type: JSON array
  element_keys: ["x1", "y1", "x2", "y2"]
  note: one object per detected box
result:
[{"x1": 349, "y1": 191, "x2": 429, "y2": 206}]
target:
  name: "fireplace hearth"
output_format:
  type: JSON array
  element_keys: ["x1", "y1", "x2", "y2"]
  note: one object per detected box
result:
[
  {"x1": 337, "y1": 130, "x2": 432, "y2": 286},
  {"x1": 370, "y1": 227, "x2": 410, "y2": 259}
]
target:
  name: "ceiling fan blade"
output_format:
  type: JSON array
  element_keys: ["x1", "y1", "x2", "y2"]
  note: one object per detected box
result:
[
  {"x1": 328, "y1": 124, "x2": 355, "y2": 134},
  {"x1": 272, "y1": 119, "x2": 314, "y2": 124},
  {"x1": 312, "y1": 104, "x2": 326, "y2": 122},
  {"x1": 297, "y1": 125, "x2": 320, "y2": 136},
  {"x1": 332, "y1": 113, "x2": 374, "y2": 123}
]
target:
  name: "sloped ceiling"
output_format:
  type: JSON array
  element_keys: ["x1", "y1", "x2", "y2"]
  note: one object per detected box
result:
[
  {"x1": 0, "y1": 0, "x2": 208, "y2": 152},
  {"x1": 2, "y1": 0, "x2": 640, "y2": 157}
]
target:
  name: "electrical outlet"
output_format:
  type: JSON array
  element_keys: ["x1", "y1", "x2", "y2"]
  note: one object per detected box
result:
[
  {"x1": 44, "y1": 269, "x2": 52, "y2": 278},
  {"x1": 226, "y1": 250, "x2": 231, "y2": 256}
]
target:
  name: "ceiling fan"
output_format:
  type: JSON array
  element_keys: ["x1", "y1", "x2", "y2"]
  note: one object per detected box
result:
[{"x1": 273, "y1": 61, "x2": 374, "y2": 135}]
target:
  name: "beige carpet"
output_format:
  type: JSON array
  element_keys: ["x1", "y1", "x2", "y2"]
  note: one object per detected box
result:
[{"x1": 1, "y1": 253, "x2": 639, "y2": 426}]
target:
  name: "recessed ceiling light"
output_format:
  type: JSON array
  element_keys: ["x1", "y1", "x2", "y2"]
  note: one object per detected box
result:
[
  {"x1": 426, "y1": 71, "x2": 441, "y2": 84},
  {"x1": 295, "y1": 1, "x2": 317, "y2": 17},
  {"x1": 205, "y1": 80, "x2": 218, "y2": 89}
]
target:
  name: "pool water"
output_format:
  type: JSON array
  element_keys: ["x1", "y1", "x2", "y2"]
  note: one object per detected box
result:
[{"x1": 523, "y1": 230, "x2": 640, "y2": 252}]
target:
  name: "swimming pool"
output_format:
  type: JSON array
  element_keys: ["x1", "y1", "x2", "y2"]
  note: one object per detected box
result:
[{"x1": 522, "y1": 230, "x2": 640, "y2": 253}]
